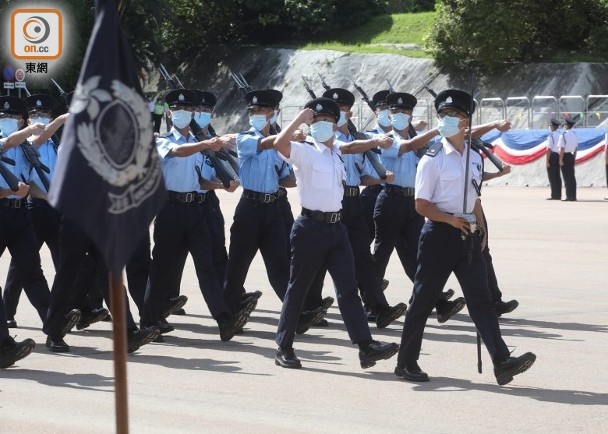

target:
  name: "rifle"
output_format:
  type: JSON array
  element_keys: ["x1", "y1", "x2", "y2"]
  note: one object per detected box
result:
[
  {"x1": 158, "y1": 64, "x2": 235, "y2": 188},
  {"x1": 302, "y1": 76, "x2": 317, "y2": 99},
  {"x1": 20, "y1": 142, "x2": 51, "y2": 191},
  {"x1": 0, "y1": 156, "x2": 21, "y2": 191},
  {"x1": 229, "y1": 70, "x2": 253, "y2": 96},
  {"x1": 351, "y1": 78, "x2": 376, "y2": 113},
  {"x1": 304, "y1": 75, "x2": 386, "y2": 180}
]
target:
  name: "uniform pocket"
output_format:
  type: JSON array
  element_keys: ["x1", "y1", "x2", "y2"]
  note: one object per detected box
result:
[{"x1": 311, "y1": 163, "x2": 333, "y2": 189}]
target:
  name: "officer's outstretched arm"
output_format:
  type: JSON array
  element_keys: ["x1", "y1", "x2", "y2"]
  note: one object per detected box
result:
[
  {"x1": 32, "y1": 113, "x2": 69, "y2": 146},
  {"x1": 470, "y1": 120, "x2": 511, "y2": 138},
  {"x1": 341, "y1": 135, "x2": 392, "y2": 155},
  {"x1": 273, "y1": 108, "x2": 314, "y2": 159},
  {"x1": 2, "y1": 123, "x2": 45, "y2": 149},
  {"x1": 397, "y1": 128, "x2": 440, "y2": 155}
]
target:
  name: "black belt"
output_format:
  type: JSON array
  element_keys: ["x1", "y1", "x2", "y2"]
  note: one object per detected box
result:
[
  {"x1": 385, "y1": 185, "x2": 415, "y2": 197},
  {"x1": 167, "y1": 191, "x2": 206, "y2": 203},
  {"x1": 302, "y1": 208, "x2": 342, "y2": 224},
  {"x1": 343, "y1": 185, "x2": 360, "y2": 197},
  {"x1": 243, "y1": 189, "x2": 278, "y2": 203},
  {"x1": 0, "y1": 198, "x2": 27, "y2": 209},
  {"x1": 278, "y1": 187, "x2": 287, "y2": 197}
]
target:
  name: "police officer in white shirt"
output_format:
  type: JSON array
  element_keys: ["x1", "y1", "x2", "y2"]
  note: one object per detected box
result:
[
  {"x1": 272, "y1": 97, "x2": 399, "y2": 370},
  {"x1": 546, "y1": 118, "x2": 562, "y2": 200},
  {"x1": 558, "y1": 118, "x2": 578, "y2": 201},
  {"x1": 394, "y1": 89, "x2": 536, "y2": 385}
]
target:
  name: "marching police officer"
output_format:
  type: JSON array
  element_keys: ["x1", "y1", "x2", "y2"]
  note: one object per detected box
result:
[
  {"x1": 0, "y1": 96, "x2": 51, "y2": 328},
  {"x1": 223, "y1": 89, "x2": 290, "y2": 317},
  {"x1": 558, "y1": 118, "x2": 578, "y2": 201},
  {"x1": 141, "y1": 89, "x2": 249, "y2": 342},
  {"x1": 546, "y1": 118, "x2": 562, "y2": 200},
  {"x1": 272, "y1": 97, "x2": 399, "y2": 369},
  {"x1": 0, "y1": 300, "x2": 34, "y2": 368},
  {"x1": 394, "y1": 89, "x2": 536, "y2": 385}
]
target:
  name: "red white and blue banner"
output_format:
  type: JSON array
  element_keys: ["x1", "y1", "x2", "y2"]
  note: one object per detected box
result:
[{"x1": 481, "y1": 128, "x2": 608, "y2": 166}]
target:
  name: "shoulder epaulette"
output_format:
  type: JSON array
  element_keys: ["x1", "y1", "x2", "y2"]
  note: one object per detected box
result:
[
  {"x1": 304, "y1": 141, "x2": 315, "y2": 147},
  {"x1": 158, "y1": 132, "x2": 172, "y2": 138},
  {"x1": 238, "y1": 131, "x2": 256, "y2": 136},
  {"x1": 425, "y1": 141, "x2": 443, "y2": 157}
]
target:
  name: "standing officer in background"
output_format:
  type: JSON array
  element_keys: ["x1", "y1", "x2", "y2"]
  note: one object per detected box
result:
[
  {"x1": 394, "y1": 89, "x2": 536, "y2": 385},
  {"x1": 558, "y1": 117, "x2": 578, "y2": 201},
  {"x1": 0, "y1": 96, "x2": 51, "y2": 329},
  {"x1": 223, "y1": 89, "x2": 291, "y2": 320},
  {"x1": 141, "y1": 89, "x2": 250, "y2": 342},
  {"x1": 605, "y1": 132, "x2": 608, "y2": 200},
  {"x1": 545, "y1": 118, "x2": 562, "y2": 200},
  {"x1": 272, "y1": 97, "x2": 399, "y2": 370},
  {"x1": 374, "y1": 92, "x2": 466, "y2": 323}
]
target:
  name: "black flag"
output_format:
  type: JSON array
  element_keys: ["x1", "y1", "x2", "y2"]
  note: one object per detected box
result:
[{"x1": 48, "y1": 0, "x2": 166, "y2": 275}]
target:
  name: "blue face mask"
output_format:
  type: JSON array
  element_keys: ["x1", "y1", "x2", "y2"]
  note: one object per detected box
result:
[
  {"x1": 249, "y1": 114, "x2": 268, "y2": 131},
  {"x1": 377, "y1": 110, "x2": 391, "y2": 127},
  {"x1": 270, "y1": 110, "x2": 279, "y2": 125},
  {"x1": 0, "y1": 118, "x2": 19, "y2": 136},
  {"x1": 437, "y1": 115, "x2": 461, "y2": 138},
  {"x1": 31, "y1": 117, "x2": 50, "y2": 126},
  {"x1": 337, "y1": 111, "x2": 348, "y2": 127},
  {"x1": 171, "y1": 110, "x2": 192, "y2": 129},
  {"x1": 310, "y1": 120, "x2": 335, "y2": 143},
  {"x1": 194, "y1": 111, "x2": 212, "y2": 128},
  {"x1": 391, "y1": 112, "x2": 411, "y2": 131}
]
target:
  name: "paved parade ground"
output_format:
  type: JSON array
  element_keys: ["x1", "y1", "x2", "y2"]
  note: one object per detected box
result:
[{"x1": 1, "y1": 186, "x2": 607, "y2": 433}]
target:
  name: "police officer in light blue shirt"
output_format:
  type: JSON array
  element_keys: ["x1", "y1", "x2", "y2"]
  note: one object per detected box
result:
[
  {"x1": 373, "y1": 92, "x2": 466, "y2": 323},
  {"x1": 223, "y1": 89, "x2": 291, "y2": 319},
  {"x1": 0, "y1": 96, "x2": 51, "y2": 332},
  {"x1": 142, "y1": 89, "x2": 250, "y2": 343},
  {"x1": 2, "y1": 94, "x2": 68, "y2": 328}
]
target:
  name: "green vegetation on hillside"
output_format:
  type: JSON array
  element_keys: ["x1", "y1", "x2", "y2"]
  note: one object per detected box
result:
[{"x1": 301, "y1": 12, "x2": 435, "y2": 58}]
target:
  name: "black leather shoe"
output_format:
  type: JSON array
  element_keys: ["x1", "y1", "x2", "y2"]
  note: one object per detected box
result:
[
  {"x1": 76, "y1": 308, "x2": 109, "y2": 330},
  {"x1": 296, "y1": 307, "x2": 326, "y2": 335},
  {"x1": 173, "y1": 308, "x2": 186, "y2": 315},
  {"x1": 321, "y1": 296, "x2": 334, "y2": 311},
  {"x1": 157, "y1": 319, "x2": 174, "y2": 334},
  {"x1": 546, "y1": 197, "x2": 560, "y2": 200},
  {"x1": 494, "y1": 352, "x2": 536, "y2": 385},
  {"x1": 376, "y1": 303, "x2": 407, "y2": 329},
  {"x1": 241, "y1": 290, "x2": 263, "y2": 304},
  {"x1": 61, "y1": 309, "x2": 82, "y2": 336},
  {"x1": 0, "y1": 338, "x2": 36, "y2": 369},
  {"x1": 394, "y1": 361, "x2": 429, "y2": 382},
  {"x1": 101, "y1": 313, "x2": 112, "y2": 322},
  {"x1": 46, "y1": 336, "x2": 70, "y2": 353},
  {"x1": 162, "y1": 295, "x2": 188, "y2": 319},
  {"x1": 218, "y1": 310, "x2": 249, "y2": 342},
  {"x1": 495, "y1": 299, "x2": 519, "y2": 317},
  {"x1": 359, "y1": 340, "x2": 399, "y2": 369},
  {"x1": 365, "y1": 305, "x2": 377, "y2": 322},
  {"x1": 441, "y1": 288, "x2": 455, "y2": 301},
  {"x1": 436, "y1": 297, "x2": 466, "y2": 323},
  {"x1": 275, "y1": 347, "x2": 302, "y2": 369},
  {"x1": 311, "y1": 318, "x2": 329, "y2": 327},
  {"x1": 7, "y1": 319, "x2": 17, "y2": 328},
  {"x1": 563, "y1": 197, "x2": 577, "y2": 202},
  {"x1": 127, "y1": 327, "x2": 160, "y2": 353},
  {"x1": 381, "y1": 279, "x2": 389, "y2": 291}
]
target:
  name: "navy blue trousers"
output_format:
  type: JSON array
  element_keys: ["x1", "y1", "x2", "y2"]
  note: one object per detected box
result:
[
  {"x1": 276, "y1": 215, "x2": 372, "y2": 349},
  {"x1": 3, "y1": 199, "x2": 58, "y2": 320},
  {"x1": 397, "y1": 221, "x2": 510, "y2": 365},
  {"x1": 0, "y1": 205, "x2": 50, "y2": 323},
  {"x1": 224, "y1": 196, "x2": 289, "y2": 313},
  {"x1": 43, "y1": 216, "x2": 137, "y2": 339},
  {"x1": 373, "y1": 190, "x2": 424, "y2": 283},
  {"x1": 360, "y1": 184, "x2": 383, "y2": 243},
  {"x1": 561, "y1": 152, "x2": 576, "y2": 200},
  {"x1": 142, "y1": 200, "x2": 230, "y2": 325},
  {"x1": 547, "y1": 152, "x2": 562, "y2": 200}
]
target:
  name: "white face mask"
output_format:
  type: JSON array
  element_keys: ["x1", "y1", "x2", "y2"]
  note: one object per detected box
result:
[
  {"x1": 171, "y1": 110, "x2": 192, "y2": 129},
  {"x1": 310, "y1": 120, "x2": 335, "y2": 143},
  {"x1": 194, "y1": 112, "x2": 212, "y2": 128},
  {"x1": 437, "y1": 115, "x2": 461, "y2": 138},
  {"x1": 249, "y1": 114, "x2": 268, "y2": 131},
  {"x1": 0, "y1": 118, "x2": 19, "y2": 136},
  {"x1": 391, "y1": 112, "x2": 411, "y2": 131},
  {"x1": 337, "y1": 111, "x2": 348, "y2": 127},
  {"x1": 377, "y1": 110, "x2": 390, "y2": 127}
]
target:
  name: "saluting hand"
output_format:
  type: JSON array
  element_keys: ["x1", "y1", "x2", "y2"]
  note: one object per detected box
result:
[{"x1": 297, "y1": 108, "x2": 314, "y2": 125}]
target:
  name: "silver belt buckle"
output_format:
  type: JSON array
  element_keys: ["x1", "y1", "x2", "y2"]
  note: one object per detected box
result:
[
  {"x1": 184, "y1": 192, "x2": 194, "y2": 202},
  {"x1": 330, "y1": 212, "x2": 339, "y2": 223},
  {"x1": 263, "y1": 194, "x2": 272, "y2": 203}
]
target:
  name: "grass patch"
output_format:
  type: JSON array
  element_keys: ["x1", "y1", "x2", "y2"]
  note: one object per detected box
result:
[{"x1": 300, "y1": 12, "x2": 436, "y2": 57}]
